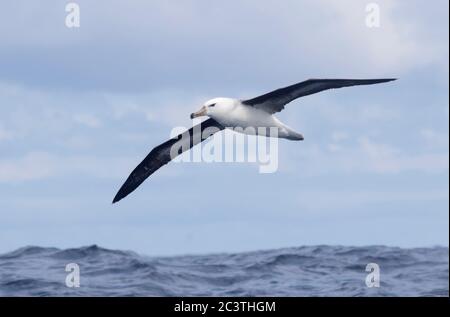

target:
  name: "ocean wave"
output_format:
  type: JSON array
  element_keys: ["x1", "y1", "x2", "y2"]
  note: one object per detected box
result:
[{"x1": 0, "y1": 245, "x2": 447, "y2": 296}]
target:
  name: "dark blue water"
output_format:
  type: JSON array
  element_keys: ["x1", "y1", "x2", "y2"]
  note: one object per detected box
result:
[{"x1": 0, "y1": 245, "x2": 447, "y2": 296}]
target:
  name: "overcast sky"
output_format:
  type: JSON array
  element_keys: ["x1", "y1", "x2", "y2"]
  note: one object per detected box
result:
[{"x1": 0, "y1": 1, "x2": 448, "y2": 255}]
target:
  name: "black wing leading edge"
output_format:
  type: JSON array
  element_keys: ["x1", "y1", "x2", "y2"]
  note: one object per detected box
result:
[
  {"x1": 112, "y1": 118, "x2": 224, "y2": 203},
  {"x1": 242, "y1": 78, "x2": 397, "y2": 114}
]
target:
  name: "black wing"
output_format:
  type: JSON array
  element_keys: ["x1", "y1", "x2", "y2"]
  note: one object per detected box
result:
[
  {"x1": 242, "y1": 78, "x2": 396, "y2": 114},
  {"x1": 112, "y1": 118, "x2": 224, "y2": 203}
]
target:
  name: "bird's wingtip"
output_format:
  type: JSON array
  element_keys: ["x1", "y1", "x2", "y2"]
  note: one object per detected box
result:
[
  {"x1": 375, "y1": 78, "x2": 397, "y2": 83},
  {"x1": 375, "y1": 78, "x2": 397, "y2": 84},
  {"x1": 112, "y1": 194, "x2": 122, "y2": 204}
]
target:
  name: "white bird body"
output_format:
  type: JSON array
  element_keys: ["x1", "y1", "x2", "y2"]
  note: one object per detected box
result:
[{"x1": 195, "y1": 97, "x2": 304, "y2": 140}]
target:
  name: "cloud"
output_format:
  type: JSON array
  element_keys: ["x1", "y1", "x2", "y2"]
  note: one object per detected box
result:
[
  {"x1": 358, "y1": 136, "x2": 449, "y2": 173},
  {"x1": 0, "y1": 152, "x2": 54, "y2": 182},
  {"x1": 0, "y1": 1, "x2": 447, "y2": 92},
  {"x1": 73, "y1": 113, "x2": 102, "y2": 128},
  {"x1": 294, "y1": 189, "x2": 449, "y2": 213},
  {"x1": 313, "y1": 101, "x2": 400, "y2": 126},
  {"x1": 331, "y1": 131, "x2": 349, "y2": 142},
  {"x1": 0, "y1": 125, "x2": 13, "y2": 141},
  {"x1": 419, "y1": 128, "x2": 450, "y2": 150},
  {"x1": 323, "y1": 0, "x2": 448, "y2": 74},
  {"x1": 104, "y1": 90, "x2": 206, "y2": 127},
  {"x1": 284, "y1": 135, "x2": 449, "y2": 175},
  {"x1": 0, "y1": 151, "x2": 136, "y2": 182}
]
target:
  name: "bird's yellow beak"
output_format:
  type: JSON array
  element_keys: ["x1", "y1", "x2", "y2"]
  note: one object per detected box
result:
[{"x1": 190, "y1": 106, "x2": 207, "y2": 119}]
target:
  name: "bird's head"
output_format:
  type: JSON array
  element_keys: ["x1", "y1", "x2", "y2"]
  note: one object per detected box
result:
[{"x1": 190, "y1": 98, "x2": 236, "y2": 120}]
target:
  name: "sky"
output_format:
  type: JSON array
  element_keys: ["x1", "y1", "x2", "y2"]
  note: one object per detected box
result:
[{"x1": 0, "y1": 1, "x2": 448, "y2": 256}]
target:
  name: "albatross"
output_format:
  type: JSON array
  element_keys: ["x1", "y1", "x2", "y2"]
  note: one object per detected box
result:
[{"x1": 112, "y1": 78, "x2": 396, "y2": 203}]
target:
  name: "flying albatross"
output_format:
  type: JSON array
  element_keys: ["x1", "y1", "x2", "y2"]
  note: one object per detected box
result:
[{"x1": 112, "y1": 78, "x2": 396, "y2": 203}]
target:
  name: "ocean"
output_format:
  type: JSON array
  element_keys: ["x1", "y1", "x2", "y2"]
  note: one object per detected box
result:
[{"x1": 0, "y1": 245, "x2": 447, "y2": 296}]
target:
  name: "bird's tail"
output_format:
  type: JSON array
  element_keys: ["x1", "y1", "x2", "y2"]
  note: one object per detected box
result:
[{"x1": 285, "y1": 129, "x2": 304, "y2": 141}]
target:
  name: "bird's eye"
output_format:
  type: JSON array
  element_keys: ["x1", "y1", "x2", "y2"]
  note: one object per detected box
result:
[{"x1": 209, "y1": 103, "x2": 216, "y2": 107}]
